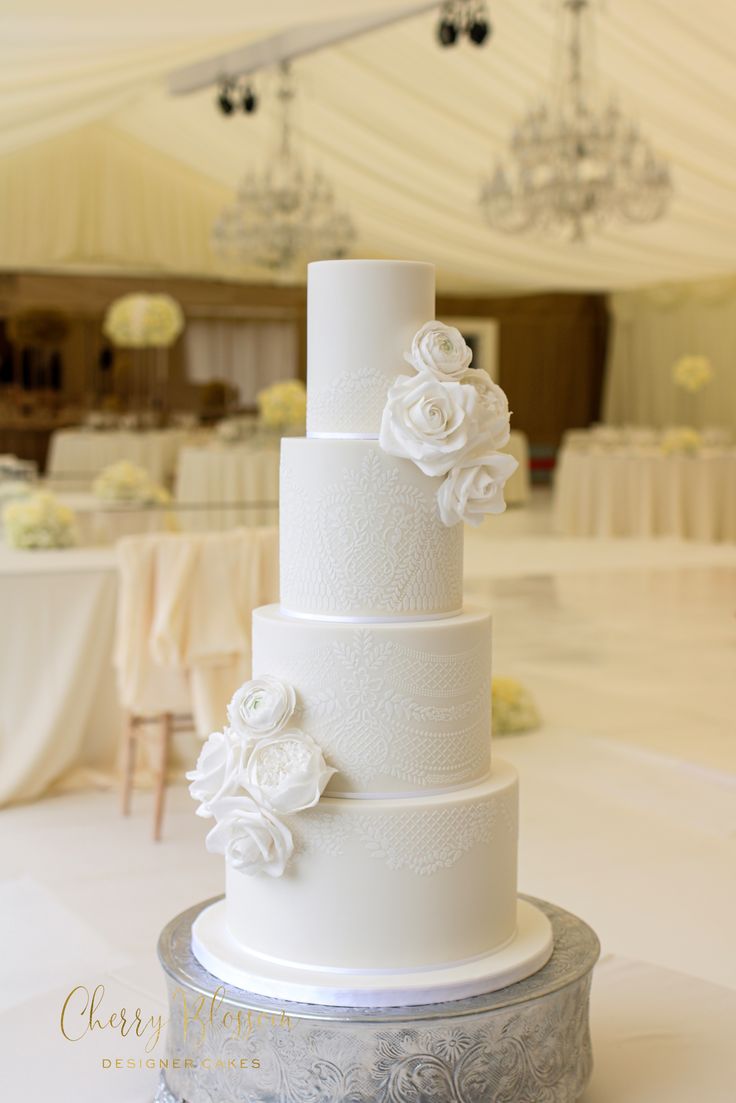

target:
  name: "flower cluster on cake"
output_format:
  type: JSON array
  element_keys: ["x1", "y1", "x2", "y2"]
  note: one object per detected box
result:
[
  {"x1": 92, "y1": 461, "x2": 171, "y2": 505},
  {"x1": 257, "y1": 379, "x2": 307, "y2": 431},
  {"x1": 3, "y1": 491, "x2": 77, "y2": 549},
  {"x1": 188, "y1": 676, "x2": 334, "y2": 877},
  {"x1": 379, "y1": 321, "x2": 517, "y2": 526}
]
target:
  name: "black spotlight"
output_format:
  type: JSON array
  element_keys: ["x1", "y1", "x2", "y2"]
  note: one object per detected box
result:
[
  {"x1": 437, "y1": 19, "x2": 458, "y2": 46},
  {"x1": 242, "y1": 85, "x2": 258, "y2": 114},
  {"x1": 468, "y1": 18, "x2": 491, "y2": 45},
  {"x1": 217, "y1": 81, "x2": 235, "y2": 116}
]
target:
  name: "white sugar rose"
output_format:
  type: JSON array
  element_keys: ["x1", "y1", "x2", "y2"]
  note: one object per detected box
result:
[
  {"x1": 462, "y1": 370, "x2": 511, "y2": 450},
  {"x1": 186, "y1": 729, "x2": 246, "y2": 817},
  {"x1": 405, "y1": 321, "x2": 472, "y2": 380},
  {"x1": 243, "y1": 730, "x2": 336, "y2": 815},
  {"x1": 437, "y1": 452, "x2": 519, "y2": 527},
  {"x1": 227, "y1": 675, "x2": 296, "y2": 739},
  {"x1": 205, "y1": 796, "x2": 293, "y2": 877},
  {"x1": 380, "y1": 372, "x2": 482, "y2": 477}
]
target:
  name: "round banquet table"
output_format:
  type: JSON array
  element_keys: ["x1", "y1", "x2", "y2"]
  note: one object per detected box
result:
[
  {"x1": 46, "y1": 428, "x2": 205, "y2": 488},
  {"x1": 554, "y1": 444, "x2": 736, "y2": 541},
  {"x1": 174, "y1": 442, "x2": 280, "y2": 530},
  {"x1": 0, "y1": 544, "x2": 121, "y2": 806}
]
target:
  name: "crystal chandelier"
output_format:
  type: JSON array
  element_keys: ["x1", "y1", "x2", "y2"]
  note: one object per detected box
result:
[
  {"x1": 480, "y1": 0, "x2": 672, "y2": 241},
  {"x1": 212, "y1": 63, "x2": 356, "y2": 272}
]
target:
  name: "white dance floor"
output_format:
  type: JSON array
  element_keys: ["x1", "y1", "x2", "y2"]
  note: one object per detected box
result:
[{"x1": 1, "y1": 490, "x2": 734, "y2": 1101}]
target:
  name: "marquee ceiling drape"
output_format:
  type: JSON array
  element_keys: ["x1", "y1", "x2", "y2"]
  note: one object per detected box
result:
[{"x1": 1, "y1": 0, "x2": 735, "y2": 291}]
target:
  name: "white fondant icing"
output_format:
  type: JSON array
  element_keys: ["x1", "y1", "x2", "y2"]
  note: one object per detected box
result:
[
  {"x1": 307, "y1": 260, "x2": 435, "y2": 437},
  {"x1": 279, "y1": 439, "x2": 463, "y2": 618},
  {"x1": 253, "y1": 605, "x2": 492, "y2": 795},
  {"x1": 223, "y1": 765, "x2": 519, "y2": 972}
]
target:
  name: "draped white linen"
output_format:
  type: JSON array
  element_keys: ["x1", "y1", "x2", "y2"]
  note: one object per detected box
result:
[
  {"x1": 184, "y1": 320, "x2": 298, "y2": 402},
  {"x1": 603, "y1": 278, "x2": 736, "y2": 430},
  {"x1": 1, "y1": 2, "x2": 735, "y2": 289}
]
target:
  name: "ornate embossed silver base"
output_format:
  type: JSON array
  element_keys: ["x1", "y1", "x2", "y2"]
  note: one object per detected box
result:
[{"x1": 155, "y1": 895, "x2": 599, "y2": 1103}]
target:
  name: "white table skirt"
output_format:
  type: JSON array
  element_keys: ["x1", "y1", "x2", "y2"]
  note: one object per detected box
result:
[
  {"x1": 174, "y1": 443, "x2": 280, "y2": 530},
  {"x1": 46, "y1": 429, "x2": 202, "y2": 488},
  {"x1": 0, "y1": 546, "x2": 121, "y2": 806},
  {"x1": 553, "y1": 445, "x2": 736, "y2": 541}
]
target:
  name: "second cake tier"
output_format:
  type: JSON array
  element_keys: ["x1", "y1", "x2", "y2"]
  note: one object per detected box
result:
[
  {"x1": 253, "y1": 604, "x2": 493, "y2": 796},
  {"x1": 280, "y1": 437, "x2": 464, "y2": 619}
]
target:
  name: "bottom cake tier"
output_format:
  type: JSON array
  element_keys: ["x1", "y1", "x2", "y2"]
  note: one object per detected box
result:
[{"x1": 191, "y1": 761, "x2": 554, "y2": 1006}]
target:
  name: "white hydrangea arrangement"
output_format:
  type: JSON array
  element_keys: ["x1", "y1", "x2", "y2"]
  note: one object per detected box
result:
[
  {"x1": 187, "y1": 675, "x2": 335, "y2": 877},
  {"x1": 257, "y1": 379, "x2": 307, "y2": 430},
  {"x1": 3, "y1": 491, "x2": 78, "y2": 549},
  {"x1": 379, "y1": 322, "x2": 518, "y2": 526},
  {"x1": 92, "y1": 461, "x2": 171, "y2": 505},
  {"x1": 492, "y1": 677, "x2": 541, "y2": 736},
  {"x1": 661, "y1": 427, "x2": 702, "y2": 455},
  {"x1": 672, "y1": 355, "x2": 713, "y2": 394},
  {"x1": 103, "y1": 293, "x2": 184, "y2": 349}
]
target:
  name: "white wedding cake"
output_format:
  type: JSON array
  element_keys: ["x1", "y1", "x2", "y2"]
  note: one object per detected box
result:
[{"x1": 189, "y1": 259, "x2": 553, "y2": 1007}]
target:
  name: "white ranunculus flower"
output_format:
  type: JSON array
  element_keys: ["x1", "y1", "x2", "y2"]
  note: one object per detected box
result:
[
  {"x1": 379, "y1": 372, "x2": 483, "y2": 477},
  {"x1": 405, "y1": 321, "x2": 473, "y2": 380},
  {"x1": 461, "y1": 370, "x2": 511, "y2": 450},
  {"x1": 186, "y1": 729, "x2": 246, "y2": 817},
  {"x1": 437, "y1": 452, "x2": 519, "y2": 527},
  {"x1": 205, "y1": 797, "x2": 293, "y2": 877},
  {"x1": 242, "y1": 730, "x2": 336, "y2": 815},
  {"x1": 227, "y1": 676, "x2": 296, "y2": 739}
]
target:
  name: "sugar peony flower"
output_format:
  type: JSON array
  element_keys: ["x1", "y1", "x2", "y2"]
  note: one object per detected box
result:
[
  {"x1": 186, "y1": 729, "x2": 247, "y2": 817},
  {"x1": 242, "y1": 730, "x2": 335, "y2": 815},
  {"x1": 404, "y1": 321, "x2": 473, "y2": 380},
  {"x1": 437, "y1": 452, "x2": 518, "y2": 527},
  {"x1": 379, "y1": 372, "x2": 484, "y2": 477},
  {"x1": 227, "y1": 675, "x2": 296, "y2": 739},
  {"x1": 205, "y1": 796, "x2": 293, "y2": 877}
]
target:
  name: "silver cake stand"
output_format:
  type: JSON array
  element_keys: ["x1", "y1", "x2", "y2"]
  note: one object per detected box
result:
[{"x1": 155, "y1": 895, "x2": 599, "y2": 1103}]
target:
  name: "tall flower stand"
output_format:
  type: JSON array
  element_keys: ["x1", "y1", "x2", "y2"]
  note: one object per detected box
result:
[{"x1": 155, "y1": 895, "x2": 599, "y2": 1103}]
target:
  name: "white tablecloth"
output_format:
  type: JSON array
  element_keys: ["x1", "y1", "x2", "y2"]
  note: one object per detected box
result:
[
  {"x1": 174, "y1": 443, "x2": 280, "y2": 529},
  {"x1": 46, "y1": 429, "x2": 203, "y2": 487},
  {"x1": 504, "y1": 428, "x2": 530, "y2": 505},
  {"x1": 0, "y1": 546, "x2": 121, "y2": 806},
  {"x1": 554, "y1": 445, "x2": 736, "y2": 541}
]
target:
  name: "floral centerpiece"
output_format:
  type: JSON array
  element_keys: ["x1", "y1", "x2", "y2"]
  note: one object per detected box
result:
[
  {"x1": 672, "y1": 355, "x2": 713, "y2": 394},
  {"x1": 187, "y1": 675, "x2": 334, "y2": 877},
  {"x1": 492, "y1": 677, "x2": 541, "y2": 736},
  {"x1": 3, "y1": 492, "x2": 77, "y2": 549},
  {"x1": 92, "y1": 461, "x2": 171, "y2": 505},
  {"x1": 103, "y1": 294, "x2": 184, "y2": 349},
  {"x1": 257, "y1": 379, "x2": 307, "y2": 431},
  {"x1": 379, "y1": 321, "x2": 518, "y2": 526},
  {"x1": 661, "y1": 427, "x2": 702, "y2": 455}
]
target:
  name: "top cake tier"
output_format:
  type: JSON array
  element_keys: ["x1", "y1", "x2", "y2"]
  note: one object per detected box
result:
[{"x1": 307, "y1": 259, "x2": 435, "y2": 437}]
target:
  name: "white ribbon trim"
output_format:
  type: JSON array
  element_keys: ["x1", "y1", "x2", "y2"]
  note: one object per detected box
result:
[
  {"x1": 279, "y1": 606, "x2": 462, "y2": 624},
  {"x1": 307, "y1": 431, "x2": 378, "y2": 440},
  {"x1": 327, "y1": 772, "x2": 491, "y2": 802}
]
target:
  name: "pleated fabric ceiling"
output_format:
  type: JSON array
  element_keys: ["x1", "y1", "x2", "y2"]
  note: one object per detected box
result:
[{"x1": 1, "y1": 0, "x2": 735, "y2": 291}]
